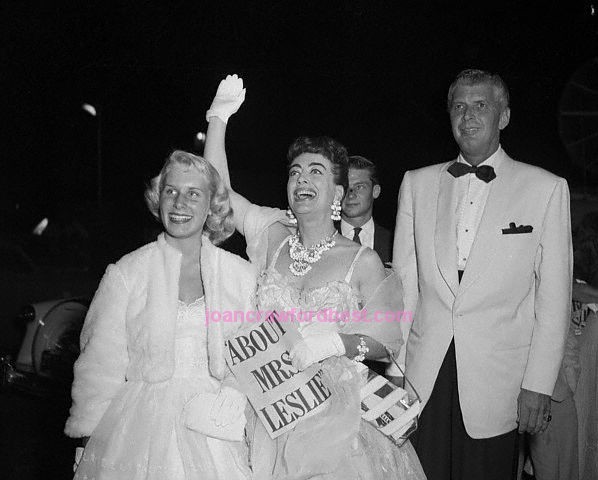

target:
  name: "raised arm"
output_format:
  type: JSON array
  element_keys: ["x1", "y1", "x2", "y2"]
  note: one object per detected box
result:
[
  {"x1": 203, "y1": 74, "x2": 251, "y2": 234},
  {"x1": 203, "y1": 75, "x2": 291, "y2": 268}
]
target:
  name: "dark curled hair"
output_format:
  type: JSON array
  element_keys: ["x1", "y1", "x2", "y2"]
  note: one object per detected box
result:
[{"x1": 286, "y1": 136, "x2": 349, "y2": 195}]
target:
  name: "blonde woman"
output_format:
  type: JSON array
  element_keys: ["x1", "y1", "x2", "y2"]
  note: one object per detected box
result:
[{"x1": 65, "y1": 151, "x2": 255, "y2": 479}]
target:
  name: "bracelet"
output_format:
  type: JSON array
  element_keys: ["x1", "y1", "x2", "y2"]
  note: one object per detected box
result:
[{"x1": 353, "y1": 336, "x2": 369, "y2": 362}]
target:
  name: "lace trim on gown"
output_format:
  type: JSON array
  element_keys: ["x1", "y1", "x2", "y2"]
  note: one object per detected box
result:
[
  {"x1": 247, "y1": 238, "x2": 426, "y2": 479},
  {"x1": 73, "y1": 296, "x2": 251, "y2": 479}
]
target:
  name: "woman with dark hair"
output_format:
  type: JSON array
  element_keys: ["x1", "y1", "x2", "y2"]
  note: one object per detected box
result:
[
  {"x1": 64, "y1": 150, "x2": 256, "y2": 479},
  {"x1": 202, "y1": 75, "x2": 426, "y2": 479}
]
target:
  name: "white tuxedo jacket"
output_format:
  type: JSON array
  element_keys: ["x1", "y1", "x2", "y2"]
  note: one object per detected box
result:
[{"x1": 393, "y1": 151, "x2": 572, "y2": 438}]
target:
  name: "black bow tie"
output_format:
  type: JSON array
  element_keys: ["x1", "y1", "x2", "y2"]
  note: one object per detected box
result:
[{"x1": 447, "y1": 162, "x2": 496, "y2": 183}]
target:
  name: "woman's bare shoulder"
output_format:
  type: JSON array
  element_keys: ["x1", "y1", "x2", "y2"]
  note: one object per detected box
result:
[
  {"x1": 353, "y1": 247, "x2": 386, "y2": 283},
  {"x1": 266, "y1": 222, "x2": 293, "y2": 257}
]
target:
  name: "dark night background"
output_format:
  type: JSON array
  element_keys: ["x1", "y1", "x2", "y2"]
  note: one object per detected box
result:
[{"x1": 1, "y1": 1, "x2": 598, "y2": 478}]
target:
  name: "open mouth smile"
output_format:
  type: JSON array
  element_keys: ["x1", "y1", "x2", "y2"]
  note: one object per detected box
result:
[
  {"x1": 168, "y1": 213, "x2": 193, "y2": 223},
  {"x1": 460, "y1": 127, "x2": 481, "y2": 136},
  {"x1": 293, "y1": 188, "x2": 316, "y2": 201}
]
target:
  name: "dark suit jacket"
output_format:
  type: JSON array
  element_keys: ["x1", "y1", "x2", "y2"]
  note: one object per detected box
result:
[
  {"x1": 373, "y1": 222, "x2": 392, "y2": 264},
  {"x1": 336, "y1": 220, "x2": 393, "y2": 264}
]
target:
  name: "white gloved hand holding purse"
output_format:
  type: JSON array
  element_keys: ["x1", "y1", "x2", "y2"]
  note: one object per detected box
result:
[
  {"x1": 206, "y1": 74, "x2": 246, "y2": 124},
  {"x1": 289, "y1": 332, "x2": 346, "y2": 371},
  {"x1": 184, "y1": 387, "x2": 247, "y2": 442},
  {"x1": 210, "y1": 386, "x2": 247, "y2": 427}
]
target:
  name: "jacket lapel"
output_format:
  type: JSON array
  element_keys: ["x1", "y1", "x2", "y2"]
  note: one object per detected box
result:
[
  {"x1": 458, "y1": 157, "x2": 514, "y2": 295},
  {"x1": 435, "y1": 163, "x2": 460, "y2": 298}
]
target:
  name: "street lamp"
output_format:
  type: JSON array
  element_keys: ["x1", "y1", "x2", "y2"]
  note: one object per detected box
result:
[
  {"x1": 194, "y1": 131, "x2": 206, "y2": 153},
  {"x1": 82, "y1": 103, "x2": 102, "y2": 209}
]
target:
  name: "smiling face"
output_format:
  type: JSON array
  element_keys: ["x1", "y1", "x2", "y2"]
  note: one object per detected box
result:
[
  {"x1": 341, "y1": 167, "x2": 380, "y2": 224},
  {"x1": 287, "y1": 152, "x2": 343, "y2": 219},
  {"x1": 449, "y1": 82, "x2": 510, "y2": 165},
  {"x1": 159, "y1": 162, "x2": 211, "y2": 244}
]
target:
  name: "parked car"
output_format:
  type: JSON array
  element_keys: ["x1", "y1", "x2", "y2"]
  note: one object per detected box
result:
[{"x1": 1, "y1": 298, "x2": 89, "y2": 396}]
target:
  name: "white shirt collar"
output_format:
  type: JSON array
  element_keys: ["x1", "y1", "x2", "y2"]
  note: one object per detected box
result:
[
  {"x1": 458, "y1": 145, "x2": 504, "y2": 170},
  {"x1": 341, "y1": 217, "x2": 374, "y2": 235},
  {"x1": 340, "y1": 217, "x2": 375, "y2": 248}
]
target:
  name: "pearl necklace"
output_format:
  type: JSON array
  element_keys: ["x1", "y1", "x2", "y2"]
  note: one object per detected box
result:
[{"x1": 288, "y1": 230, "x2": 338, "y2": 276}]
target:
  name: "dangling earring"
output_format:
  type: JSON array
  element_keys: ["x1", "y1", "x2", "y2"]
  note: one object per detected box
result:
[
  {"x1": 331, "y1": 199, "x2": 341, "y2": 221},
  {"x1": 286, "y1": 207, "x2": 297, "y2": 225}
]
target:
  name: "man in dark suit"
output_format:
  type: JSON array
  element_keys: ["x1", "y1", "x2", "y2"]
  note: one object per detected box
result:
[{"x1": 340, "y1": 155, "x2": 393, "y2": 263}]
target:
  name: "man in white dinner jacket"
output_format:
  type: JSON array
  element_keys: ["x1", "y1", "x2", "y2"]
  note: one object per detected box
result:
[{"x1": 393, "y1": 69, "x2": 572, "y2": 480}]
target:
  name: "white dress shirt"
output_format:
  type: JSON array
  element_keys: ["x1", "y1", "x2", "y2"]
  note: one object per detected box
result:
[
  {"x1": 455, "y1": 146, "x2": 504, "y2": 270},
  {"x1": 341, "y1": 217, "x2": 375, "y2": 249}
]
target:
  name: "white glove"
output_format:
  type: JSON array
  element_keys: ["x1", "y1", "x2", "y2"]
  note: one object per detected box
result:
[
  {"x1": 206, "y1": 74, "x2": 246, "y2": 124},
  {"x1": 185, "y1": 392, "x2": 246, "y2": 441},
  {"x1": 289, "y1": 332, "x2": 346, "y2": 370},
  {"x1": 73, "y1": 447, "x2": 84, "y2": 472},
  {"x1": 210, "y1": 386, "x2": 247, "y2": 426}
]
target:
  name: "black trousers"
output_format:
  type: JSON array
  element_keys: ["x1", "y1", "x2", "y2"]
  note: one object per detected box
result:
[{"x1": 410, "y1": 340, "x2": 519, "y2": 480}]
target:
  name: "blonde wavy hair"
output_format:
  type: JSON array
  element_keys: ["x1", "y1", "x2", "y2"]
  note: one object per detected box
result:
[{"x1": 144, "y1": 150, "x2": 235, "y2": 245}]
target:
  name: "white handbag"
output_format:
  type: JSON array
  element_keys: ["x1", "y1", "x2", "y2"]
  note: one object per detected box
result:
[
  {"x1": 358, "y1": 350, "x2": 420, "y2": 447},
  {"x1": 183, "y1": 393, "x2": 246, "y2": 442}
]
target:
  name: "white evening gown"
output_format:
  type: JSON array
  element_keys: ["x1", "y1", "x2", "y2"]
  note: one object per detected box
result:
[
  {"x1": 247, "y1": 242, "x2": 427, "y2": 480},
  {"x1": 74, "y1": 297, "x2": 251, "y2": 480}
]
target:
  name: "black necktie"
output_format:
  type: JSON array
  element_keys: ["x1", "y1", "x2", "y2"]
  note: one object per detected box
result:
[
  {"x1": 447, "y1": 161, "x2": 496, "y2": 183},
  {"x1": 352, "y1": 227, "x2": 362, "y2": 245}
]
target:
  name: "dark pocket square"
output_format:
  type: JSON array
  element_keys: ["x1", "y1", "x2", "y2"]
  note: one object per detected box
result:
[{"x1": 502, "y1": 222, "x2": 533, "y2": 234}]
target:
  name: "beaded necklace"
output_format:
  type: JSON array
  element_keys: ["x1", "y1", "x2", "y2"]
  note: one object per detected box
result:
[{"x1": 288, "y1": 230, "x2": 338, "y2": 276}]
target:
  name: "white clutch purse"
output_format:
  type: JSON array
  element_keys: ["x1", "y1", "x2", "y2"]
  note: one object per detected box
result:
[{"x1": 183, "y1": 393, "x2": 246, "y2": 442}]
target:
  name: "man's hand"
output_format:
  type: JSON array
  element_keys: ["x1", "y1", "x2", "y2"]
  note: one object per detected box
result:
[
  {"x1": 206, "y1": 74, "x2": 246, "y2": 124},
  {"x1": 517, "y1": 388, "x2": 552, "y2": 434}
]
